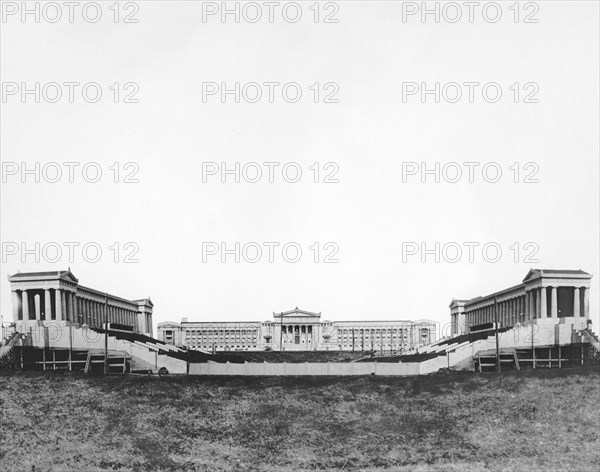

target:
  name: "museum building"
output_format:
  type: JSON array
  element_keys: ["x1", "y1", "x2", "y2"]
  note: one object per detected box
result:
[{"x1": 157, "y1": 307, "x2": 436, "y2": 352}]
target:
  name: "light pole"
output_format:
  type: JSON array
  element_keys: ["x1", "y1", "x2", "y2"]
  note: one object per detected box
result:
[
  {"x1": 279, "y1": 313, "x2": 283, "y2": 352},
  {"x1": 494, "y1": 295, "x2": 500, "y2": 372},
  {"x1": 104, "y1": 293, "x2": 109, "y2": 375}
]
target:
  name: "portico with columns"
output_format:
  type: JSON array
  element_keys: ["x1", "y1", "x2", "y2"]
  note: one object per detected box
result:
[
  {"x1": 8, "y1": 269, "x2": 153, "y2": 336},
  {"x1": 272, "y1": 308, "x2": 323, "y2": 351},
  {"x1": 450, "y1": 269, "x2": 592, "y2": 335}
]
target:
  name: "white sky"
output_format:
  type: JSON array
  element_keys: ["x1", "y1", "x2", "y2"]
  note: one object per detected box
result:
[{"x1": 1, "y1": 1, "x2": 599, "y2": 332}]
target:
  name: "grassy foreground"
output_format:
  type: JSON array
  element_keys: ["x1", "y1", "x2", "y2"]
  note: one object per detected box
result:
[{"x1": 1, "y1": 367, "x2": 599, "y2": 472}]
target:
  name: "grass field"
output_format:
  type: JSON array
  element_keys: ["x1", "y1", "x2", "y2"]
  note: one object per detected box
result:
[{"x1": 1, "y1": 367, "x2": 599, "y2": 472}]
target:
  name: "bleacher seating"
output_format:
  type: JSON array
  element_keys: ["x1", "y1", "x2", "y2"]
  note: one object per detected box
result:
[
  {"x1": 90, "y1": 326, "x2": 250, "y2": 364},
  {"x1": 357, "y1": 326, "x2": 513, "y2": 364}
]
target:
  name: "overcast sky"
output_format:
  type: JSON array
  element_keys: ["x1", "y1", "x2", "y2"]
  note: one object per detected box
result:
[{"x1": 1, "y1": 1, "x2": 598, "y2": 332}]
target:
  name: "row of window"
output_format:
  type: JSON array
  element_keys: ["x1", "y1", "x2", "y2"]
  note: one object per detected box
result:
[
  {"x1": 185, "y1": 330, "x2": 260, "y2": 336},
  {"x1": 181, "y1": 327, "x2": 432, "y2": 335}
]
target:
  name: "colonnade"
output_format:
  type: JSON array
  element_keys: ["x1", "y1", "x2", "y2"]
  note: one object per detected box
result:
[
  {"x1": 281, "y1": 324, "x2": 314, "y2": 345},
  {"x1": 11, "y1": 288, "x2": 139, "y2": 330},
  {"x1": 466, "y1": 286, "x2": 590, "y2": 329}
]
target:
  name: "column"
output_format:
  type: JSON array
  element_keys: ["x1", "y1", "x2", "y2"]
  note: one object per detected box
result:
[
  {"x1": 519, "y1": 295, "x2": 527, "y2": 322},
  {"x1": 61, "y1": 291, "x2": 67, "y2": 320},
  {"x1": 12, "y1": 291, "x2": 20, "y2": 321},
  {"x1": 583, "y1": 287, "x2": 590, "y2": 318},
  {"x1": 539, "y1": 287, "x2": 547, "y2": 318},
  {"x1": 573, "y1": 287, "x2": 581, "y2": 317},
  {"x1": 65, "y1": 292, "x2": 71, "y2": 321},
  {"x1": 536, "y1": 288, "x2": 542, "y2": 318},
  {"x1": 525, "y1": 292, "x2": 531, "y2": 319},
  {"x1": 530, "y1": 290, "x2": 536, "y2": 319},
  {"x1": 55, "y1": 289, "x2": 63, "y2": 321},
  {"x1": 44, "y1": 289, "x2": 52, "y2": 320},
  {"x1": 22, "y1": 290, "x2": 30, "y2": 320},
  {"x1": 71, "y1": 292, "x2": 79, "y2": 322},
  {"x1": 551, "y1": 286, "x2": 558, "y2": 318},
  {"x1": 34, "y1": 294, "x2": 41, "y2": 320}
]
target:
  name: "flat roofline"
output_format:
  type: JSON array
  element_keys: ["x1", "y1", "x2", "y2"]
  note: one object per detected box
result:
[
  {"x1": 176, "y1": 319, "x2": 435, "y2": 325},
  {"x1": 463, "y1": 282, "x2": 526, "y2": 306},
  {"x1": 78, "y1": 284, "x2": 147, "y2": 307}
]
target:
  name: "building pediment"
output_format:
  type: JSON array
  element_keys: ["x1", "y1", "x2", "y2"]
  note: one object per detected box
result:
[
  {"x1": 134, "y1": 298, "x2": 154, "y2": 307},
  {"x1": 8, "y1": 269, "x2": 78, "y2": 284},
  {"x1": 273, "y1": 307, "x2": 322, "y2": 320},
  {"x1": 157, "y1": 321, "x2": 180, "y2": 328},
  {"x1": 522, "y1": 269, "x2": 541, "y2": 283},
  {"x1": 523, "y1": 268, "x2": 591, "y2": 283},
  {"x1": 449, "y1": 299, "x2": 467, "y2": 309}
]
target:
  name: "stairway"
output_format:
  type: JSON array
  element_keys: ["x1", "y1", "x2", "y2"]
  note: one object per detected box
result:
[
  {"x1": 84, "y1": 351, "x2": 129, "y2": 374},
  {"x1": 476, "y1": 351, "x2": 520, "y2": 372},
  {"x1": 580, "y1": 329, "x2": 600, "y2": 352}
]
